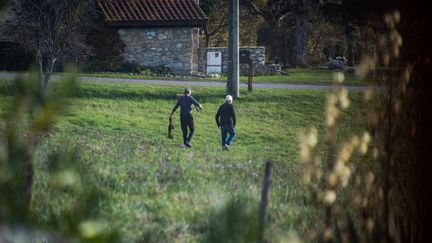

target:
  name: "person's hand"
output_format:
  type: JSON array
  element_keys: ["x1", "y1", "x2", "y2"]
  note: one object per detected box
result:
[{"x1": 199, "y1": 104, "x2": 203, "y2": 111}]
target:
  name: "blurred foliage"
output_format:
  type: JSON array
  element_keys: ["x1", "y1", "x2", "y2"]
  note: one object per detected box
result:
[
  {"x1": 205, "y1": 197, "x2": 259, "y2": 243},
  {"x1": 0, "y1": 69, "x2": 118, "y2": 242},
  {"x1": 297, "y1": 10, "x2": 427, "y2": 242}
]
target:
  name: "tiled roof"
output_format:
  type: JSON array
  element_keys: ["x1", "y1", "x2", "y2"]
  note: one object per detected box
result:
[{"x1": 96, "y1": 0, "x2": 207, "y2": 27}]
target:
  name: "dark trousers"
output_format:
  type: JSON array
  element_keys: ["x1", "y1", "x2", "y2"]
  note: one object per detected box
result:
[{"x1": 180, "y1": 113, "x2": 194, "y2": 144}]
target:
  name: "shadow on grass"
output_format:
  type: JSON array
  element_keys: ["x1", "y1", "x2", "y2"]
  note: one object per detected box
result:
[
  {"x1": 73, "y1": 87, "x2": 229, "y2": 102},
  {"x1": 0, "y1": 81, "x2": 331, "y2": 107}
]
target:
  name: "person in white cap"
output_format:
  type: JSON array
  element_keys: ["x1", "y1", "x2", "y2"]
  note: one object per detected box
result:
[{"x1": 215, "y1": 95, "x2": 237, "y2": 150}]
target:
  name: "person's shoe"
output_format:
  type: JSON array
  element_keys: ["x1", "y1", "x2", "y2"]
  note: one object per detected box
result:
[
  {"x1": 222, "y1": 144, "x2": 230, "y2": 151},
  {"x1": 185, "y1": 142, "x2": 192, "y2": 148}
]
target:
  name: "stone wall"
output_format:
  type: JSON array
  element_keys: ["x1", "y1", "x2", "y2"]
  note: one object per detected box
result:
[
  {"x1": 118, "y1": 27, "x2": 199, "y2": 74},
  {"x1": 199, "y1": 47, "x2": 281, "y2": 75}
]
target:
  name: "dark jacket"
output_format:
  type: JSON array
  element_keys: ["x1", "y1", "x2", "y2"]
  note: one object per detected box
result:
[
  {"x1": 215, "y1": 102, "x2": 236, "y2": 128},
  {"x1": 172, "y1": 94, "x2": 201, "y2": 115}
]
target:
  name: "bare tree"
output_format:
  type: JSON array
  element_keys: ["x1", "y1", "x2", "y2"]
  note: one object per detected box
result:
[
  {"x1": 7, "y1": 0, "x2": 93, "y2": 91},
  {"x1": 202, "y1": 1, "x2": 229, "y2": 47}
]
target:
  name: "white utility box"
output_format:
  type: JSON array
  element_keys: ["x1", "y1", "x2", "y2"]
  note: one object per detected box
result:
[{"x1": 206, "y1": 51, "x2": 222, "y2": 74}]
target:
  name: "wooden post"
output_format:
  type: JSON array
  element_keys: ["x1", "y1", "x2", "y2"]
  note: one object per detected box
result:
[
  {"x1": 258, "y1": 161, "x2": 272, "y2": 243},
  {"x1": 248, "y1": 61, "x2": 253, "y2": 92}
]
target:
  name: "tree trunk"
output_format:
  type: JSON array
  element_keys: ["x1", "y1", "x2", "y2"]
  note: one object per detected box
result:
[
  {"x1": 36, "y1": 51, "x2": 44, "y2": 91},
  {"x1": 41, "y1": 56, "x2": 57, "y2": 91},
  {"x1": 293, "y1": 14, "x2": 310, "y2": 67},
  {"x1": 204, "y1": 26, "x2": 210, "y2": 48}
]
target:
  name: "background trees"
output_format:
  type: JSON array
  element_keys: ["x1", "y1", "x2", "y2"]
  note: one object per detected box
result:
[
  {"x1": 6, "y1": 0, "x2": 94, "y2": 90},
  {"x1": 200, "y1": 0, "x2": 262, "y2": 48},
  {"x1": 241, "y1": 0, "x2": 344, "y2": 67},
  {"x1": 199, "y1": 0, "x2": 380, "y2": 68}
]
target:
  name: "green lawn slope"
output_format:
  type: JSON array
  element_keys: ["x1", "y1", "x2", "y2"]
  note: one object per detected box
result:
[{"x1": 0, "y1": 80, "x2": 367, "y2": 242}]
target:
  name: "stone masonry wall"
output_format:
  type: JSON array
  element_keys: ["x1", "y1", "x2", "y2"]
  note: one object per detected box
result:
[
  {"x1": 118, "y1": 27, "x2": 199, "y2": 74},
  {"x1": 199, "y1": 47, "x2": 277, "y2": 75}
]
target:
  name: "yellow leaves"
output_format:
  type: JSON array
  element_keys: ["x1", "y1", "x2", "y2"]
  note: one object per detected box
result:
[
  {"x1": 373, "y1": 148, "x2": 379, "y2": 159},
  {"x1": 325, "y1": 133, "x2": 371, "y2": 189},
  {"x1": 366, "y1": 172, "x2": 375, "y2": 191},
  {"x1": 325, "y1": 86, "x2": 350, "y2": 128},
  {"x1": 331, "y1": 160, "x2": 351, "y2": 188},
  {"x1": 51, "y1": 170, "x2": 80, "y2": 189},
  {"x1": 78, "y1": 220, "x2": 106, "y2": 239},
  {"x1": 392, "y1": 11, "x2": 401, "y2": 23},
  {"x1": 323, "y1": 190, "x2": 337, "y2": 206},
  {"x1": 327, "y1": 173, "x2": 338, "y2": 187},
  {"x1": 326, "y1": 92, "x2": 339, "y2": 127},
  {"x1": 338, "y1": 136, "x2": 358, "y2": 163},
  {"x1": 338, "y1": 88, "x2": 350, "y2": 109},
  {"x1": 298, "y1": 128, "x2": 322, "y2": 185},
  {"x1": 359, "y1": 132, "x2": 371, "y2": 155},
  {"x1": 298, "y1": 127, "x2": 318, "y2": 163},
  {"x1": 363, "y1": 87, "x2": 375, "y2": 101},
  {"x1": 333, "y1": 72, "x2": 345, "y2": 83},
  {"x1": 302, "y1": 172, "x2": 311, "y2": 185},
  {"x1": 402, "y1": 66, "x2": 412, "y2": 83},
  {"x1": 355, "y1": 56, "x2": 377, "y2": 79}
]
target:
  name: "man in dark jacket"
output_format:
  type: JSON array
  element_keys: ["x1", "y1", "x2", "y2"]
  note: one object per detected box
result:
[
  {"x1": 215, "y1": 95, "x2": 236, "y2": 150},
  {"x1": 170, "y1": 88, "x2": 202, "y2": 147}
]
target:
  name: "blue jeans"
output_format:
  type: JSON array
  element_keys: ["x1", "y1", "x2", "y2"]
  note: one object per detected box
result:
[{"x1": 221, "y1": 125, "x2": 236, "y2": 146}]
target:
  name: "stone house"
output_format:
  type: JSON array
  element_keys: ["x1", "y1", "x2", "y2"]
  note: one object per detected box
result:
[
  {"x1": 1, "y1": 0, "x2": 207, "y2": 73},
  {"x1": 96, "y1": 0, "x2": 207, "y2": 74},
  {"x1": 1, "y1": 0, "x2": 281, "y2": 75}
]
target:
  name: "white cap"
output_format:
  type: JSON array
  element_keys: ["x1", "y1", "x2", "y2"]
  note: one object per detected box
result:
[{"x1": 225, "y1": 95, "x2": 233, "y2": 103}]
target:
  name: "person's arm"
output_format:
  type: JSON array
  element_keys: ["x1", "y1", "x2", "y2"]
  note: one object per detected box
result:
[
  {"x1": 215, "y1": 106, "x2": 221, "y2": 127},
  {"x1": 190, "y1": 96, "x2": 203, "y2": 111},
  {"x1": 231, "y1": 106, "x2": 236, "y2": 128},
  {"x1": 170, "y1": 99, "x2": 180, "y2": 117}
]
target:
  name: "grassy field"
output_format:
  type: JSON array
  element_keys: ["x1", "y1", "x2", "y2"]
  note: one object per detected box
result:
[
  {"x1": 1, "y1": 68, "x2": 368, "y2": 86},
  {"x1": 78, "y1": 68, "x2": 365, "y2": 85},
  {"x1": 0, "y1": 80, "x2": 367, "y2": 242},
  {"x1": 0, "y1": 67, "x2": 366, "y2": 85}
]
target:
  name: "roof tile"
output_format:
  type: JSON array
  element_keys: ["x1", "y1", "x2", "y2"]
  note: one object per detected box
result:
[{"x1": 97, "y1": 0, "x2": 207, "y2": 27}]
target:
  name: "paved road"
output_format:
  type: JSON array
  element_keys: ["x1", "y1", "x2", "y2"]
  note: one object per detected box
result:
[{"x1": 0, "y1": 72, "x2": 368, "y2": 92}]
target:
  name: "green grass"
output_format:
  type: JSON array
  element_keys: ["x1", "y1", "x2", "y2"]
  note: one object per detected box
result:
[
  {"x1": 0, "y1": 80, "x2": 368, "y2": 242},
  {"x1": 79, "y1": 68, "x2": 365, "y2": 85},
  {"x1": 0, "y1": 67, "x2": 365, "y2": 85}
]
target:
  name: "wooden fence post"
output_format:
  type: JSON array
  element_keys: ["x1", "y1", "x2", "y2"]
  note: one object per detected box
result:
[{"x1": 248, "y1": 61, "x2": 253, "y2": 92}]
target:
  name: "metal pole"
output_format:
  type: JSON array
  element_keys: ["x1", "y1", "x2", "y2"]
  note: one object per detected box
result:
[{"x1": 228, "y1": 0, "x2": 240, "y2": 99}]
